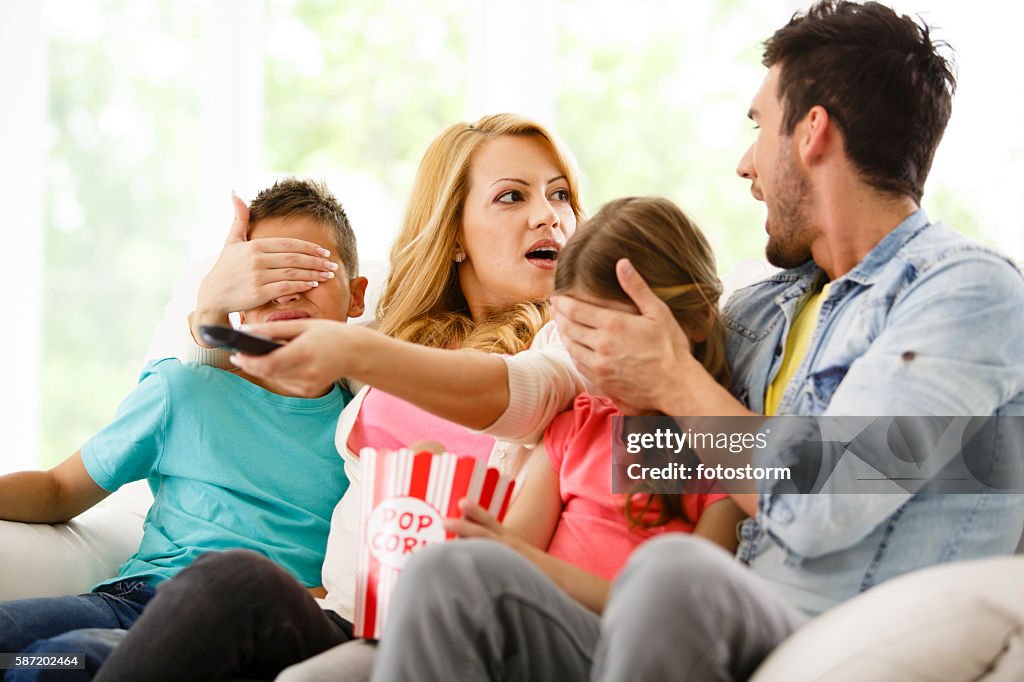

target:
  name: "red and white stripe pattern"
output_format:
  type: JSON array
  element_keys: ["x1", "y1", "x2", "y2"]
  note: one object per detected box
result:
[{"x1": 353, "y1": 448, "x2": 515, "y2": 639}]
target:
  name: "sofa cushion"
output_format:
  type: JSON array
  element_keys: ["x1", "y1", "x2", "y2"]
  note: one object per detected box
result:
[
  {"x1": 751, "y1": 556, "x2": 1024, "y2": 682},
  {"x1": 0, "y1": 481, "x2": 150, "y2": 600}
]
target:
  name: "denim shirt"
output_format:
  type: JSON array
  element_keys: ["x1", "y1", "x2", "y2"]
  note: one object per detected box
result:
[{"x1": 723, "y1": 209, "x2": 1024, "y2": 615}]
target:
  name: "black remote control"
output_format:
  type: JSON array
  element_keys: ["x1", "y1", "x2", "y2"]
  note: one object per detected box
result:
[{"x1": 198, "y1": 325, "x2": 283, "y2": 355}]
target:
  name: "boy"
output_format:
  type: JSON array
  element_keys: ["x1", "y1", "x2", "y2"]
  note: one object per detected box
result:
[{"x1": 0, "y1": 178, "x2": 367, "y2": 680}]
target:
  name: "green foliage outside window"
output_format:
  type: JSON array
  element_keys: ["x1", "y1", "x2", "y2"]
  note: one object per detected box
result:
[
  {"x1": 41, "y1": 1, "x2": 199, "y2": 466},
  {"x1": 264, "y1": 0, "x2": 468, "y2": 200},
  {"x1": 38, "y1": 0, "x2": 990, "y2": 469}
]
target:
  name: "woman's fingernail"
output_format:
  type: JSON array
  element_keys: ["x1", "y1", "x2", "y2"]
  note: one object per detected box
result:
[
  {"x1": 318, "y1": 248, "x2": 331, "y2": 257},
  {"x1": 323, "y1": 260, "x2": 339, "y2": 270}
]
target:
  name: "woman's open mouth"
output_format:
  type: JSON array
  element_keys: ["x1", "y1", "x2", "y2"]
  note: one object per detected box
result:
[{"x1": 525, "y1": 241, "x2": 561, "y2": 270}]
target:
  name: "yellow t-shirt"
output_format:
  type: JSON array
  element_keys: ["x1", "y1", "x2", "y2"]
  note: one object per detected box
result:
[{"x1": 764, "y1": 282, "x2": 831, "y2": 416}]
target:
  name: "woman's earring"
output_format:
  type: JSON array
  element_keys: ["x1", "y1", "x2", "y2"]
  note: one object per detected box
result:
[{"x1": 453, "y1": 249, "x2": 465, "y2": 263}]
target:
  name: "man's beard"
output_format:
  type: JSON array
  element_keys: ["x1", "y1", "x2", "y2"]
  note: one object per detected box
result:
[{"x1": 765, "y1": 148, "x2": 814, "y2": 269}]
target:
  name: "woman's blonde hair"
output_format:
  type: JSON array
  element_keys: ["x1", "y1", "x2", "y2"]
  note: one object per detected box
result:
[
  {"x1": 554, "y1": 196, "x2": 730, "y2": 529},
  {"x1": 377, "y1": 113, "x2": 585, "y2": 354}
]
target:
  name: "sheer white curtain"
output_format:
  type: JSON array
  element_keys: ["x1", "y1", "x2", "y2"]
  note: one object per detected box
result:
[
  {"x1": 194, "y1": 0, "x2": 266, "y2": 261},
  {"x1": 1, "y1": 0, "x2": 1021, "y2": 475},
  {"x1": 0, "y1": 1, "x2": 45, "y2": 473},
  {"x1": 0, "y1": 1, "x2": 265, "y2": 474},
  {"x1": 466, "y1": 0, "x2": 557, "y2": 125}
]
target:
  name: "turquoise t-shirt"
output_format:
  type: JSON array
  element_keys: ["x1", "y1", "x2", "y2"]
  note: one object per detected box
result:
[{"x1": 81, "y1": 359, "x2": 351, "y2": 589}]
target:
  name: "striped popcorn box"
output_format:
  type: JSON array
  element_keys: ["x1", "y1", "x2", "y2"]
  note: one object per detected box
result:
[{"x1": 353, "y1": 448, "x2": 516, "y2": 639}]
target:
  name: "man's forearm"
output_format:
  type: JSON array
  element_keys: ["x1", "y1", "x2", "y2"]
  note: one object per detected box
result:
[
  {"x1": 758, "y1": 493, "x2": 912, "y2": 559},
  {"x1": 657, "y1": 356, "x2": 761, "y2": 514}
]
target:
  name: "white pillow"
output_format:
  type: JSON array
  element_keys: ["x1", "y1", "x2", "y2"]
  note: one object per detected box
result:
[{"x1": 751, "y1": 557, "x2": 1024, "y2": 682}]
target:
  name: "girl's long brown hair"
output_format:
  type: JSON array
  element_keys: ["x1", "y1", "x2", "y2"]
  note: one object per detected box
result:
[{"x1": 554, "y1": 196, "x2": 729, "y2": 528}]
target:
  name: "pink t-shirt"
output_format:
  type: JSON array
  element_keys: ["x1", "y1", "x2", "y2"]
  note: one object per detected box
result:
[
  {"x1": 347, "y1": 388, "x2": 495, "y2": 460},
  {"x1": 543, "y1": 394, "x2": 730, "y2": 580}
]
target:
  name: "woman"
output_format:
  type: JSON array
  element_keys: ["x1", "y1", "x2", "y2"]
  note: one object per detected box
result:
[{"x1": 95, "y1": 113, "x2": 587, "y2": 682}]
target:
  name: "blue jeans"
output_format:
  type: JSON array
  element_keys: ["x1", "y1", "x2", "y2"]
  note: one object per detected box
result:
[{"x1": 0, "y1": 580, "x2": 156, "y2": 682}]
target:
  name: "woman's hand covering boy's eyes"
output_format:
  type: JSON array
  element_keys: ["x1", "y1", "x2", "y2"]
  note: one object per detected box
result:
[{"x1": 194, "y1": 194, "x2": 336, "y2": 331}]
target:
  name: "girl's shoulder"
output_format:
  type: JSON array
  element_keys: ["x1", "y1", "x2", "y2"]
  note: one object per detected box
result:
[
  {"x1": 544, "y1": 393, "x2": 619, "y2": 461},
  {"x1": 557, "y1": 392, "x2": 619, "y2": 431},
  {"x1": 570, "y1": 392, "x2": 618, "y2": 417}
]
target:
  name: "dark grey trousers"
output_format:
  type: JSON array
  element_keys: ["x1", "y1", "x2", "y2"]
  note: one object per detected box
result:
[
  {"x1": 93, "y1": 550, "x2": 353, "y2": 682},
  {"x1": 371, "y1": 535, "x2": 808, "y2": 681}
]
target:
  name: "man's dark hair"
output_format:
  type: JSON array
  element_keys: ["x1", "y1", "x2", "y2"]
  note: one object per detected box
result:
[
  {"x1": 763, "y1": 0, "x2": 956, "y2": 202},
  {"x1": 249, "y1": 178, "x2": 359, "y2": 277}
]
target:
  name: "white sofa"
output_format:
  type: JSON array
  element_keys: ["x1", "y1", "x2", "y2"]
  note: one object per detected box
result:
[
  {"x1": 0, "y1": 481, "x2": 151, "y2": 602},
  {"x1": 3, "y1": 257, "x2": 1022, "y2": 680},
  {"x1": 4, "y1": 487, "x2": 1022, "y2": 681}
]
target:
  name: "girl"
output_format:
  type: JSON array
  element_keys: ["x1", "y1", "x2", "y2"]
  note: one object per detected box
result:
[{"x1": 371, "y1": 196, "x2": 748, "y2": 681}]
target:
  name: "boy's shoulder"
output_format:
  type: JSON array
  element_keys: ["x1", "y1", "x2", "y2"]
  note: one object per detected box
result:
[
  {"x1": 139, "y1": 358, "x2": 352, "y2": 409},
  {"x1": 137, "y1": 359, "x2": 262, "y2": 409},
  {"x1": 139, "y1": 357, "x2": 232, "y2": 386}
]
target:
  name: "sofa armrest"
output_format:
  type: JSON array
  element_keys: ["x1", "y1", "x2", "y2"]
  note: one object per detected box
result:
[{"x1": 0, "y1": 482, "x2": 150, "y2": 600}]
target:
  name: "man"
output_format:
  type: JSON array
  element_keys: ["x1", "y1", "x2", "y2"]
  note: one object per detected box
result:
[
  {"x1": 547, "y1": 1, "x2": 1024, "y2": 678},
  {"x1": 369, "y1": 2, "x2": 1024, "y2": 681}
]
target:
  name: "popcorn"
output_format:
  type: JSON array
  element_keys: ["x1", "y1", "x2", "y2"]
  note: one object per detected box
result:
[{"x1": 353, "y1": 448, "x2": 515, "y2": 638}]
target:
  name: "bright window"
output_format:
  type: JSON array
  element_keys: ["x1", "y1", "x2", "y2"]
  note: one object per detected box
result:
[{"x1": 1, "y1": 0, "x2": 1020, "y2": 472}]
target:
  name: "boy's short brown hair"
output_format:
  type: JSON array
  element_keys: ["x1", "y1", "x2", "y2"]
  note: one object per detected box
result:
[{"x1": 248, "y1": 178, "x2": 359, "y2": 278}]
